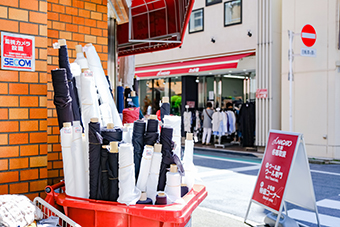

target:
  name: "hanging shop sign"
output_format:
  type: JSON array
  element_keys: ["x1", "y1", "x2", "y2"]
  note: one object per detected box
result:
[
  {"x1": 300, "y1": 24, "x2": 317, "y2": 57},
  {"x1": 256, "y1": 89, "x2": 268, "y2": 99},
  {"x1": 1, "y1": 32, "x2": 35, "y2": 71},
  {"x1": 244, "y1": 130, "x2": 321, "y2": 227},
  {"x1": 186, "y1": 101, "x2": 195, "y2": 108}
]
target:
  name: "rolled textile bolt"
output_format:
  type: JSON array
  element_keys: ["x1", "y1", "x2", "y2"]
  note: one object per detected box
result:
[
  {"x1": 186, "y1": 133, "x2": 193, "y2": 141},
  {"x1": 149, "y1": 115, "x2": 157, "y2": 120},
  {"x1": 162, "y1": 97, "x2": 169, "y2": 103},
  {"x1": 90, "y1": 117, "x2": 99, "y2": 123},
  {"x1": 86, "y1": 43, "x2": 92, "y2": 47},
  {"x1": 63, "y1": 122, "x2": 72, "y2": 128},
  {"x1": 154, "y1": 144, "x2": 162, "y2": 153},
  {"x1": 131, "y1": 91, "x2": 136, "y2": 97},
  {"x1": 58, "y1": 39, "x2": 66, "y2": 46},
  {"x1": 170, "y1": 164, "x2": 177, "y2": 173},
  {"x1": 107, "y1": 123, "x2": 114, "y2": 129},
  {"x1": 155, "y1": 192, "x2": 167, "y2": 205},
  {"x1": 181, "y1": 183, "x2": 189, "y2": 197},
  {"x1": 140, "y1": 192, "x2": 147, "y2": 201},
  {"x1": 75, "y1": 45, "x2": 83, "y2": 53},
  {"x1": 110, "y1": 141, "x2": 118, "y2": 153}
]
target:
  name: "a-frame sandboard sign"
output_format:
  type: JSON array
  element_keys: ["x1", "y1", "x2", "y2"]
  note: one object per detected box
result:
[{"x1": 244, "y1": 130, "x2": 321, "y2": 227}]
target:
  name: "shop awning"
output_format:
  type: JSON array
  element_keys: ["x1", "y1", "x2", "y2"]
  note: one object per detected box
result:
[
  {"x1": 134, "y1": 52, "x2": 254, "y2": 78},
  {"x1": 115, "y1": 0, "x2": 195, "y2": 57}
]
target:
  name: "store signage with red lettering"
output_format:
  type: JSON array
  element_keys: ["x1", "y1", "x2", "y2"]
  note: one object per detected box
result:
[
  {"x1": 251, "y1": 132, "x2": 299, "y2": 212},
  {"x1": 256, "y1": 89, "x2": 268, "y2": 99},
  {"x1": 1, "y1": 32, "x2": 35, "y2": 71}
]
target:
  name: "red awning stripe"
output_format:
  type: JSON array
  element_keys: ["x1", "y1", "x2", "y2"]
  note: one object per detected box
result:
[{"x1": 135, "y1": 52, "x2": 253, "y2": 77}]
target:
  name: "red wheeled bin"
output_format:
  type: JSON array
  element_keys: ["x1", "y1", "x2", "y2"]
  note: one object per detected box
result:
[{"x1": 44, "y1": 181, "x2": 207, "y2": 227}]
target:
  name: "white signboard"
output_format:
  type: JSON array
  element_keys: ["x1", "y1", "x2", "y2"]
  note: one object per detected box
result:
[{"x1": 301, "y1": 48, "x2": 316, "y2": 57}]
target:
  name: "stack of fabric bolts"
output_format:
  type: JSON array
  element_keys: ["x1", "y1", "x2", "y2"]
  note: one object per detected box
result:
[{"x1": 51, "y1": 39, "x2": 196, "y2": 206}]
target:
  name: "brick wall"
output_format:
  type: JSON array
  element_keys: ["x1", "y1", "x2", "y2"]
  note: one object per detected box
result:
[
  {"x1": 46, "y1": 0, "x2": 108, "y2": 185},
  {"x1": 0, "y1": 0, "x2": 48, "y2": 200},
  {"x1": 0, "y1": 0, "x2": 108, "y2": 198}
]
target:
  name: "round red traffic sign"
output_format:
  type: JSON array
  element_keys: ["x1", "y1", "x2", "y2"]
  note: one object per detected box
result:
[{"x1": 301, "y1": 24, "x2": 317, "y2": 47}]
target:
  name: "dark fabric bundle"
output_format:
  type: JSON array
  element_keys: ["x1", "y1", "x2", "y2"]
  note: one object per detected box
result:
[
  {"x1": 133, "y1": 77, "x2": 139, "y2": 97},
  {"x1": 144, "y1": 119, "x2": 159, "y2": 146},
  {"x1": 117, "y1": 86, "x2": 124, "y2": 113},
  {"x1": 239, "y1": 102, "x2": 255, "y2": 147},
  {"x1": 99, "y1": 149, "x2": 109, "y2": 200},
  {"x1": 88, "y1": 121, "x2": 103, "y2": 200},
  {"x1": 108, "y1": 151, "x2": 119, "y2": 201},
  {"x1": 51, "y1": 69, "x2": 74, "y2": 130},
  {"x1": 59, "y1": 45, "x2": 81, "y2": 122},
  {"x1": 101, "y1": 127, "x2": 123, "y2": 144},
  {"x1": 160, "y1": 102, "x2": 170, "y2": 123},
  {"x1": 124, "y1": 87, "x2": 132, "y2": 108},
  {"x1": 132, "y1": 120, "x2": 146, "y2": 180}
]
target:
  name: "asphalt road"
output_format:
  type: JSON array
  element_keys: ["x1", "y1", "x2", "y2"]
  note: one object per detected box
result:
[{"x1": 191, "y1": 149, "x2": 340, "y2": 227}]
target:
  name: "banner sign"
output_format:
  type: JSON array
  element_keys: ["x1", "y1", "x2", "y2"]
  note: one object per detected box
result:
[
  {"x1": 251, "y1": 132, "x2": 299, "y2": 212},
  {"x1": 1, "y1": 32, "x2": 35, "y2": 71},
  {"x1": 256, "y1": 89, "x2": 268, "y2": 99}
]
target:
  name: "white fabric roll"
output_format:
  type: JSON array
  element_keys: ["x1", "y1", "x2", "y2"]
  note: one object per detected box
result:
[
  {"x1": 60, "y1": 124, "x2": 76, "y2": 197},
  {"x1": 146, "y1": 151, "x2": 162, "y2": 204},
  {"x1": 165, "y1": 171, "x2": 181, "y2": 204},
  {"x1": 136, "y1": 146, "x2": 154, "y2": 192},
  {"x1": 71, "y1": 121, "x2": 88, "y2": 198},
  {"x1": 85, "y1": 44, "x2": 122, "y2": 127},
  {"x1": 163, "y1": 115, "x2": 181, "y2": 136},
  {"x1": 117, "y1": 144, "x2": 141, "y2": 205},
  {"x1": 182, "y1": 139, "x2": 196, "y2": 191},
  {"x1": 122, "y1": 124, "x2": 133, "y2": 143},
  {"x1": 99, "y1": 103, "x2": 113, "y2": 127},
  {"x1": 173, "y1": 135, "x2": 182, "y2": 159}
]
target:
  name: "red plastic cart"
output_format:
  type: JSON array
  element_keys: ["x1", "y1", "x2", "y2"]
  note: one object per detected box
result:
[{"x1": 45, "y1": 181, "x2": 207, "y2": 227}]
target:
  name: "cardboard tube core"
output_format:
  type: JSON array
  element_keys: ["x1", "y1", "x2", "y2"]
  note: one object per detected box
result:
[
  {"x1": 140, "y1": 192, "x2": 147, "y2": 201},
  {"x1": 63, "y1": 122, "x2": 71, "y2": 128},
  {"x1": 110, "y1": 142, "x2": 118, "y2": 153},
  {"x1": 154, "y1": 144, "x2": 162, "y2": 153},
  {"x1": 58, "y1": 39, "x2": 66, "y2": 46},
  {"x1": 186, "y1": 133, "x2": 193, "y2": 140},
  {"x1": 170, "y1": 164, "x2": 177, "y2": 173},
  {"x1": 131, "y1": 91, "x2": 136, "y2": 97},
  {"x1": 75, "y1": 45, "x2": 83, "y2": 53},
  {"x1": 162, "y1": 97, "x2": 169, "y2": 103},
  {"x1": 90, "y1": 117, "x2": 99, "y2": 123},
  {"x1": 149, "y1": 115, "x2": 157, "y2": 120},
  {"x1": 107, "y1": 123, "x2": 114, "y2": 129}
]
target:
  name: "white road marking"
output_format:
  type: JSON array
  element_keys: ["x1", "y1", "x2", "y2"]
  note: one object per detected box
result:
[
  {"x1": 317, "y1": 199, "x2": 340, "y2": 210},
  {"x1": 199, "y1": 165, "x2": 260, "y2": 178},
  {"x1": 288, "y1": 209, "x2": 340, "y2": 227}
]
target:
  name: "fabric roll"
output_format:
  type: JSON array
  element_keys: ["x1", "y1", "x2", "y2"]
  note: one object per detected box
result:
[
  {"x1": 132, "y1": 120, "x2": 146, "y2": 180},
  {"x1": 117, "y1": 86, "x2": 124, "y2": 113},
  {"x1": 99, "y1": 148, "x2": 109, "y2": 201},
  {"x1": 88, "y1": 121, "x2": 103, "y2": 200},
  {"x1": 181, "y1": 185, "x2": 189, "y2": 197},
  {"x1": 117, "y1": 144, "x2": 141, "y2": 205},
  {"x1": 160, "y1": 102, "x2": 170, "y2": 123},
  {"x1": 133, "y1": 77, "x2": 139, "y2": 97},
  {"x1": 99, "y1": 103, "x2": 113, "y2": 127},
  {"x1": 101, "y1": 127, "x2": 123, "y2": 143},
  {"x1": 157, "y1": 127, "x2": 174, "y2": 191},
  {"x1": 85, "y1": 44, "x2": 122, "y2": 127},
  {"x1": 136, "y1": 146, "x2": 154, "y2": 192},
  {"x1": 146, "y1": 151, "x2": 162, "y2": 203},
  {"x1": 51, "y1": 69, "x2": 74, "y2": 130},
  {"x1": 119, "y1": 56, "x2": 135, "y2": 89},
  {"x1": 107, "y1": 148, "x2": 119, "y2": 202},
  {"x1": 144, "y1": 132, "x2": 159, "y2": 146},
  {"x1": 147, "y1": 119, "x2": 158, "y2": 132},
  {"x1": 131, "y1": 96, "x2": 144, "y2": 119},
  {"x1": 122, "y1": 107, "x2": 140, "y2": 124},
  {"x1": 182, "y1": 138, "x2": 196, "y2": 191},
  {"x1": 137, "y1": 198, "x2": 152, "y2": 205},
  {"x1": 164, "y1": 115, "x2": 181, "y2": 136},
  {"x1": 155, "y1": 193, "x2": 167, "y2": 205},
  {"x1": 60, "y1": 123, "x2": 76, "y2": 196},
  {"x1": 59, "y1": 45, "x2": 81, "y2": 122},
  {"x1": 165, "y1": 171, "x2": 181, "y2": 203},
  {"x1": 124, "y1": 87, "x2": 132, "y2": 108},
  {"x1": 71, "y1": 121, "x2": 87, "y2": 198},
  {"x1": 122, "y1": 123, "x2": 133, "y2": 144}
]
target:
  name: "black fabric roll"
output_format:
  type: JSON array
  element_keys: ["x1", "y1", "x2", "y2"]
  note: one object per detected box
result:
[
  {"x1": 133, "y1": 77, "x2": 139, "y2": 97},
  {"x1": 59, "y1": 45, "x2": 82, "y2": 122},
  {"x1": 101, "y1": 127, "x2": 123, "y2": 144},
  {"x1": 132, "y1": 120, "x2": 146, "y2": 180},
  {"x1": 160, "y1": 102, "x2": 170, "y2": 122},
  {"x1": 137, "y1": 198, "x2": 153, "y2": 205},
  {"x1": 157, "y1": 127, "x2": 174, "y2": 191},
  {"x1": 144, "y1": 132, "x2": 159, "y2": 146},
  {"x1": 108, "y1": 151, "x2": 119, "y2": 201},
  {"x1": 147, "y1": 119, "x2": 158, "y2": 132},
  {"x1": 99, "y1": 149, "x2": 109, "y2": 200},
  {"x1": 51, "y1": 69, "x2": 74, "y2": 130},
  {"x1": 88, "y1": 121, "x2": 103, "y2": 200},
  {"x1": 124, "y1": 87, "x2": 132, "y2": 108},
  {"x1": 181, "y1": 185, "x2": 189, "y2": 197}
]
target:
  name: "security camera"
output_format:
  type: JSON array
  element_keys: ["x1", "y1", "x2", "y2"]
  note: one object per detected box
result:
[
  {"x1": 247, "y1": 30, "x2": 252, "y2": 37},
  {"x1": 211, "y1": 37, "x2": 216, "y2": 43}
]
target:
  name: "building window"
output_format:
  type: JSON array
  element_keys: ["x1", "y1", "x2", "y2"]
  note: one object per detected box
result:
[
  {"x1": 224, "y1": 0, "x2": 242, "y2": 27},
  {"x1": 206, "y1": 0, "x2": 222, "y2": 7},
  {"x1": 189, "y1": 8, "x2": 204, "y2": 34}
]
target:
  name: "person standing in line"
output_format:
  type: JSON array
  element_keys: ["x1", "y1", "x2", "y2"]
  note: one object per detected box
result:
[{"x1": 202, "y1": 102, "x2": 214, "y2": 145}]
